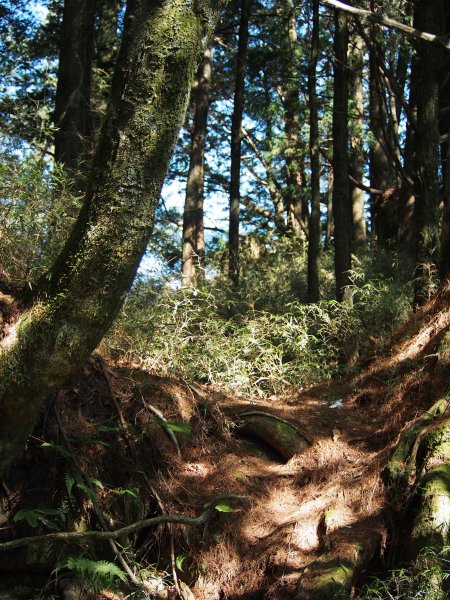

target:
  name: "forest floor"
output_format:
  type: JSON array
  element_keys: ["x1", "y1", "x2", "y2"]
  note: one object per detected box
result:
[{"x1": 0, "y1": 284, "x2": 450, "y2": 600}]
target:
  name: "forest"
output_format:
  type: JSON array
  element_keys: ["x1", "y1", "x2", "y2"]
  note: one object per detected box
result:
[{"x1": 0, "y1": 0, "x2": 449, "y2": 598}]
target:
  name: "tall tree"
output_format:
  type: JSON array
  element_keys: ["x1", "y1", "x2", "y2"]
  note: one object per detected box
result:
[
  {"x1": 412, "y1": 0, "x2": 444, "y2": 306},
  {"x1": 280, "y1": 0, "x2": 308, "y2": 241},
  {"x1": 54, "y1": 0, "x2": 97, "y2": 184},
  {"x1": 182, "y1": 47, "x2": 212, "y2": 287},
  {"x1": 348, "y1": 29, "x2": 366, "y2": 245},
  {"x1": 0, "y1": 0, "x2": 224, "y2": 477},
  {"x1": 229, "y1": 0, "x2": 251, "y2": 287},
  {"x1": 332, "y1": 8, "x2": 352, "y2": 302},
  {"x1": 92, "y1": 0, "x2": 122, "y2": 129},
  {"x1": 307, "y1": 0, "x2": 321, "y2": 302}
]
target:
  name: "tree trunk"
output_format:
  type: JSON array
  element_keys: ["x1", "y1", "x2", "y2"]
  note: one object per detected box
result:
[
  {"x1": 413, "y1": 0, "x2": 444, "y2": 307},
  {"x1": 229, "y1": 0, "x2": 251, "y2": 288},
  {"x1": 368, "y1": 12, "x2": 394, "y2": 245},
  {"x1": 92, "y1": 0, "x2": 121, "y2": 130},
  {"x1": 439, "y1": 9, "x2": 450, "y2": 282},
  {"x1": 54, "y1": 0, "x2": 96, "y2": 188},
  {"x1": 307, "y1": 0, "x2": 321, "y2": 303},
  {"x1": 280, "y1": 0, "x2": 307, "y2": 242},
  {"x1": 182, "y1": 47, "x2": 212, "y2": 288},
  {"x1": 332, "y1": 9, "x2": 352, "y2": 302},
  {"x1": 398, "y1": 64, "x2": 416, "y2": 275},
  {"x1": 0, "y1": 0, "x2": 224, "y2": 477},
  {"x1": 348, "y1": 31, "x2": 366, "y2": 246}
]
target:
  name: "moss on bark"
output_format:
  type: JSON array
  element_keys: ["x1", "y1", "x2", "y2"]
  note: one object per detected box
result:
[{"x1": 0, "y1": 0, "x2": 225, "y2": 477}]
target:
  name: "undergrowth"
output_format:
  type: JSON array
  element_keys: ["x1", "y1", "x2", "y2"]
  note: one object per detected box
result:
[
  {"x1": 355, "y1": 547, "x2": 450, "y2": 600},
  {"x1": 104, "y1": 249, "x2": 412, "y2": 396}
]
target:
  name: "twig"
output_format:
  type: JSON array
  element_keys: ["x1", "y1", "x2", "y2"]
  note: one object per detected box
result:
[
  {"x1": 54, "y1": 402, "x2": 143, "y2": 589},
  {"x1": 138, "y1": 393, "x2": 182, "y2": 457},
  {"x1": 0, "y1": 495, "x2": 248, "y2": 551},
  {"x1": 94, "y1": 362, "x2": 180, "y2": 593},
  {"x1": 320, "y1": 0, "x2": 450, "y2": 50}
]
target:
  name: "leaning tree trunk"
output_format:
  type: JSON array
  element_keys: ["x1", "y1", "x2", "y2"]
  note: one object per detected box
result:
[
  {"x1": 182, "y1": 47, "x2": 212, "y2": 288},
  {"x1": 0, "y1": 0, "x2": 224, "y2": 477},
  {"x1": 229, "y1": 0, "x2": 251, "y2": 288},
  {"x1": 332, "y1": 9, "x2": 352, "y2": 302},
  {"x1": 54, "y1": 0, "x2": 96, "y2": 188}
]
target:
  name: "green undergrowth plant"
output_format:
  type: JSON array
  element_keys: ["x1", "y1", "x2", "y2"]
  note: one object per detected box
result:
[
  {"x1": 0, "y1": 154, "x2": 81, "y2": 285},
  {"x1": 58, "y1": 556, "x2": 128, "y2": 593},
  {"x1": 355, "y1": 547, "x2": 450, "y2": 600},
  {"x1": 104, "y1": 249, "x2": 412, "y2": 396}
]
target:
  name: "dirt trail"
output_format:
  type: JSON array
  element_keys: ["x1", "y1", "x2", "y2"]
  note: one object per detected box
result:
[{"x1": 1, "y1": 284, "x2": 450, "y2": 599}]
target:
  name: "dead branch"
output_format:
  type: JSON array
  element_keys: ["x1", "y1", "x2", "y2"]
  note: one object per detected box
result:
[{"x1": 320, "y1": 0, "x2": 450, "y2": 51}]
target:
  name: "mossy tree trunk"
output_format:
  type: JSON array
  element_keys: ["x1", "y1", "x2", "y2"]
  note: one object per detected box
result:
[{"x1": 0, "y1": 0, "x2": 224, "y2": 478}]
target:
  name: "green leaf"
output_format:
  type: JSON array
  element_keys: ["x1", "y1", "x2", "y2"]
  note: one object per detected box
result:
[
  {"x1": 89, "y1": 478, "x2": 104, "y2": 490},
  {"x1": 165, "y1": 421, "x2": 192, "y2": 436},
  {"x1": 65, "y1": 472, "x2": 76, "y2": 502},
  {"x1": 176, "y1": 553, "x2": 187, "y2": 572},
  {"x1": 214, "y1": 504, "x2": 236, "y2": 513},
  {"x1": 112, "y1": 487, "x2": 139, "y2": 498}
]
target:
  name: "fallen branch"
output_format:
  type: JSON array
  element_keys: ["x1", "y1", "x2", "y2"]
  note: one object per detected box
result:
[
  {"x1": 0, "y1": 494, "x2": 247, "y2": 551},
  {"x1": 320, "y1": 0, "x2": 450, "y2": 51}
]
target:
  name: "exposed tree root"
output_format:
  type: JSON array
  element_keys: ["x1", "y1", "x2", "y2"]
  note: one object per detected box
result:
[
  {"x1": 385, "y1": 397, "x2": 449, "y2": 503},
  {"x1": 235, "y1": 410, "x2": 311, "y2": 461},
  {"x1": 0, "y1": 494, "x2": 247, "y2": 551},
  {"x1": 295, "y1": 534, "x2": 379, "y2": 599}
]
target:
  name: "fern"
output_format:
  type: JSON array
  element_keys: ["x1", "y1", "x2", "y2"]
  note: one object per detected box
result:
[{"x1": 65, "y1": 556, "x2": 127, "y2": 592}]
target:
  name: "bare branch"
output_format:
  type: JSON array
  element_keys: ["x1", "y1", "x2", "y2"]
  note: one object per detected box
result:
[{"x1": 320, "y1": 0, "x2": 450, "y2": 50}]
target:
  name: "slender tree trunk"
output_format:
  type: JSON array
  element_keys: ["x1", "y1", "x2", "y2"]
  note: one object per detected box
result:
[
  {"x1": 0, "y1": 0, "x2": 224, "y2": 477},
  {"x1": 368, "y1": 8, "x2": 393, "y2": 245},
  {"x1": 54, "y1": 0, "x2": 96, "y2": 187},
  {"x1": 229, "y1": 0, "x2": 251, "y2": 287},
  {"x1": 325, "y1": 168, "x2": 334, "y2": 250},
  {"x1": 348, "y1": 31, "x2": 366, "y2": 246},
  {"x1": 441, "y1": 119, "x2": 450, "y2": 282},
  {"x1": 440, "y1": 10, "x2": 450, "y2": 282},
  {"x1": 92, "y1": 0, "x2": 121, "y2": 130},
  {"x1": 398, "y1": 65, "x2": 416, "y2": 273},
  {"x1": 413, "y1": 0, "x2": 444, "y2": 306},
  {"x1": 182, "y1": 47, "x2": 212, "y2": 287},
  {"x1": 332, "y1": 9, "x2": 352, "y2": 302},
  {"x1": 280, "y1": 0, "x2": 307, "y2": 242},
  {"x1": 307, "y1": 0, "x2": 321, "y2": 303}
]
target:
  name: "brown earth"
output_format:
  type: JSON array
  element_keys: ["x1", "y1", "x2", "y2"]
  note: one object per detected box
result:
[{"x1": 0, "y1": 284, "x2": 449, "y2": 599}]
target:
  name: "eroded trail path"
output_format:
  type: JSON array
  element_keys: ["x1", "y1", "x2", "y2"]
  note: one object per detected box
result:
[{"x1": 1, "y1": 285, "x2": 450, "y2": 599}]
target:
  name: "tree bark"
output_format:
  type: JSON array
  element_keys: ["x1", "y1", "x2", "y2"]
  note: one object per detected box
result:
[
  {"x1": 0, "y1": 0, "x2": 224, "y2": 477},
  {"x1": 368, "y1": 16, "x2": 394, "y2": 245},
  {"x1": 54, "y1": 0, "x2": 96, "y2": 187},
  {"x1": 348, "y1": 30, "x2": 366, "y2": 246},
  {"x1": 229, "y1": 0, "x2": 251, "y2": 288},
  {"x1": 332, "y1": 9, "x2": 352, "y2": 302},
  {"x1": 413, "y1": 0, "x2": 444, "y2": 307},
  {"x1": 280, "y1": 0, "x2": 307, "y2": 242},
  {"x1": 307, "y1": 0, "x2": 321, "y2": 303},
  {"x1": 92, "y1": 0, "x2": 121, "y2": 130},
  {"x1": 182, "y1": 47, "x2": 212, "y2": 288}
]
